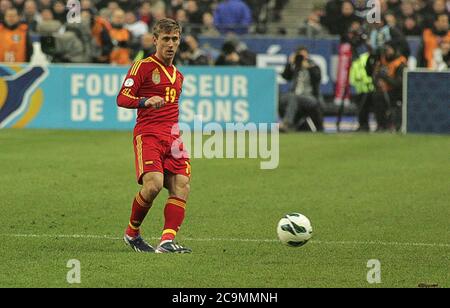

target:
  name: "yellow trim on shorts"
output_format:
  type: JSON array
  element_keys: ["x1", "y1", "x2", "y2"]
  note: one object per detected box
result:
[{"x1": 136, "y1": 135, "x2": 144, "y2": 177}]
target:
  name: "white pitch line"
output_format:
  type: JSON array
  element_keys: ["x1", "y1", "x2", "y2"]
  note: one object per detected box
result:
[{"x1": 2, "y1": 233, "x2": 450, "y2": 248}]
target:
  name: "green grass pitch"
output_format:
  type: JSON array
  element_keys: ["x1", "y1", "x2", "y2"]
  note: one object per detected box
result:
[{"x1": 0, "y1": 129, "x2": 449, "y2": 288}]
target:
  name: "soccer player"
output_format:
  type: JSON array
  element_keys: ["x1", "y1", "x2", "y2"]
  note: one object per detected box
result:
[{"x1": 116, "y1": 19, "x2": 192, "y2": 254}]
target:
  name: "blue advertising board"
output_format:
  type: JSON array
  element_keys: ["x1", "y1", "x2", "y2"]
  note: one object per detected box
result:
[{"x1": 0, "y1": 64, "x2": 277, "y2": 130}]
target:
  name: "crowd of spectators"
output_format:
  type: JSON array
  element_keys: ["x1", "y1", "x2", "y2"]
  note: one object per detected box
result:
[
  {"x1": 319, "y1": 0, "x2": 448, "y2": 37},
  {"x1": 0, "y1": 0, "x2": 290, "y2": 64},
  {"x1": 303, "y1": 0, "x2": 449, "y2": 68}
]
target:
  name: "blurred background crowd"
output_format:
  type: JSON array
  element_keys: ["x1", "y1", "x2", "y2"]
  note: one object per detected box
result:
[
  {"x1": 0, "y1": 0, "x2": 290, "y2": 64},
  {"x1": 0, "y1": 0, "x2": 448, "y2": 66},
  {"x1": 0, "y1": 0, "x2": 448, "y2": 132}
]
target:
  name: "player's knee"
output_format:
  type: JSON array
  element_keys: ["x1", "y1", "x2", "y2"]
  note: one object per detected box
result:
[{"x1": 143, "y1": 181, "x2": 163, "y2": 198}]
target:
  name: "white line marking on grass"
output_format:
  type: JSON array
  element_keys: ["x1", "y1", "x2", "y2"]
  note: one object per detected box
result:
[{"x1": 2, "y1": 233, "x2": 450, "y2": 248}]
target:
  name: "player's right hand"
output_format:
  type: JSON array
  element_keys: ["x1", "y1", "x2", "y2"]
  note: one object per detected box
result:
[{"x1": 145, "y1": 96, "x2": 165, "y2": 109}]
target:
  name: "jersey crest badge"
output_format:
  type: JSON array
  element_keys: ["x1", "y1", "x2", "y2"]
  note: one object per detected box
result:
[{"x1": 152, "y1": 68, "x2": 161, "y2": 85}]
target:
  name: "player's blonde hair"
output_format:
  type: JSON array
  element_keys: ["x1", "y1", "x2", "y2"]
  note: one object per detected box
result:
[{"x1": 153, "y1": 18, "x2": 182, "y2": 38}]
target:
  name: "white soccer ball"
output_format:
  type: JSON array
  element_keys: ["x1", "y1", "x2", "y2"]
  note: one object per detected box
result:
[{"x1": 277, "y1": 213, "x2": 313, "y2": 247}]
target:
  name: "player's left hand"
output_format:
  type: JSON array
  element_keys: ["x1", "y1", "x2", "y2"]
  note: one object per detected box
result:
[{"x1": 145, "y1": 96, "x2": 165, "y2": 109}]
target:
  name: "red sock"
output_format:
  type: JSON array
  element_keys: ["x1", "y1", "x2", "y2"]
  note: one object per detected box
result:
[
  {"x1": 161, "y1": 197, "x2": 186, "y2": 242},
  {"x1": 126, "y1": 192, "x2": 152, "y2": 238}
]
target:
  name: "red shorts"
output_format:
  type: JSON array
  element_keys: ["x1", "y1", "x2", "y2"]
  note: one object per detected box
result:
[{"x1": 133, "y1": 133, "x2": 191, "y2": 184}]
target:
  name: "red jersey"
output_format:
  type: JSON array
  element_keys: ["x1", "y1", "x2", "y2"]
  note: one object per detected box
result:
[{"x1": 117, "y1": 55, "x2": 184, "y2": 137}]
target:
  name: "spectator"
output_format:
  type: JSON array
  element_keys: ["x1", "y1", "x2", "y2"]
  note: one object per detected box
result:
[
  {"x1": 201, "y1": 11, "x2": 220, "y2": 37},
  {"x1": 368, "y1": 15, "x2": 410, "y2": 58},
  {"x1": 107, "y1": 2, "x2": 120, "y2": 14},
  {"x1": 0, "y1": 7, "x2": 33, "y2": 62},
  {"x1": 423, "y1": 0, "x2": 448, "y2": 29},
  {"x1": 138, "y1": 2, "x2": 153, "y2": 27},
  {"x1": 97, "y1": 0, "x2": 138, "y2": 12},
  {"x1": 133, "y1": 32, "x2": 155, "y2": 61},
  {"x1": 387, "y1": 0, "x2": 402, "y2": 16},
  {"x1": 213, "y1": 0, "x2": 252, "y2": 35},
  {"x1": 116, "y1": 0, "x2": 138, "y2": 12},
  {"x1": 321, "y1": 0, "x2": 343, "y2": 35},
  {"x1": 52, "y1": 0, "x2": 67, "y2": 24},
  {"x1": 124, "y1": 10, "x2": 148, "y2": 39},
  {"x1": 12, "y1": 0, "x2": 25, "y2": 14},
  {"x1": 398, "y1": 1, "x2": 417, "y2": 22},
  {"x1": 0, "y1": 0, "x2": 13, "y2": 23},
  {"x1": 80, "y1": 8, "x2": 113, "y2": 64},
  {"x1": 185, "y1": 0, "x2": 203, "y2": 25},
  {"x1": 354, "y1": 0, "x2": 371, "y2": 19},
  {"x1": 109, "y1": 8, "x2": 132, "y2": 65},
  {"x1": 384, "y1": 12, "x2": 398, "y2": 29},
  {"x1": 414, "y1": 0, "x2": 433, "y2": 20},
  {"x1": 168, "y1": 0, "x2": 183, "y2": 16},
  {"x1": 23, "y1": 0, "x2": 41, "y2": 33},
  {"x1": 418, "y1": 13, "x2": 450, "y2": 68},
  {"x1": 244, "y1": 0, "x2": 269, "y2": 33},
  {"x1": 81, "y1": 0, "x2": 94, "y2": 11},
  {"x1": 174, "y1": 8, "x2": 189, "y2": 30},
  {"x1": 272, "y1": 0, "x2": 289, "y2": 22},
  {"x1": 36, "y1": 8, "x2": 61, "y2": 36},
  {"x1": 197, "y1": 0, "x2": 215, "y2": 14},
  {"x1": 151, "y1": 6, "x2": 167, "y2": 26},
  {"x1": 279, "y1": 46, "x2": 324, "y2": 132},
  {"x1": 402, "y1": 16, "x2": 422, "y2": 36},
  {"x1": 37, "y1": 0, "x2": 52, "y2": 11},
  {"x1": 39, "y1": 8, "x2": 53, "y2": 22},
  {"x1": 335, "y1": 1, "x2": 362, "y2": 38},
  {"x1": 432, "y1": 38, "x2": 450, "y2": 70},
  {"x1": 298, "y1": 10, "x2": 326, "y2": 38}
]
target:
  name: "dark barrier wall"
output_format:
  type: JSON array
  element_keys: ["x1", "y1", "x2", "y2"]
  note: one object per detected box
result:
[{"x1": 404, "y1": 71, "x2": 450, "y2": 134}]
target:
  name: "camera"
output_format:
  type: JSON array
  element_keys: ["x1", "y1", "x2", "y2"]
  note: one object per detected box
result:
[
  {"x1": 40, "y1": 35, "x2": 57, "y2": 56},
  {"x1": 294, "y1": 54, "x2": 304, "y2": 67},
  {"x1": 179, "y1": 41, "x2": 190, "y2": 53},
  {"x1": 39, "y1": 24, "x2": 90, "y2": 63}
]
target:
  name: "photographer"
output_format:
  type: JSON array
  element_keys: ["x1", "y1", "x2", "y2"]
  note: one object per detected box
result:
[
  {"x1": 215, "y1": 36, "x2": 256, "y2": 66},
  {"x1": 38, "y1": 12, "x2": 93, "y2": 63},
  {"x1": 279, "y1": 46, "x2": 324, "y2": 132},
  {"x1": 176, "y1": 34, "x2": 209, "y2": 66},
  {"x1": 367, "y1": 41, "x2": 407, "y2": 132}
]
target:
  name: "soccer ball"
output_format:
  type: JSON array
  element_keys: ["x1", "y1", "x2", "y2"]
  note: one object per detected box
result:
[{"x1": 277, "y1": 213, "x2": 313, "y2": 247}]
